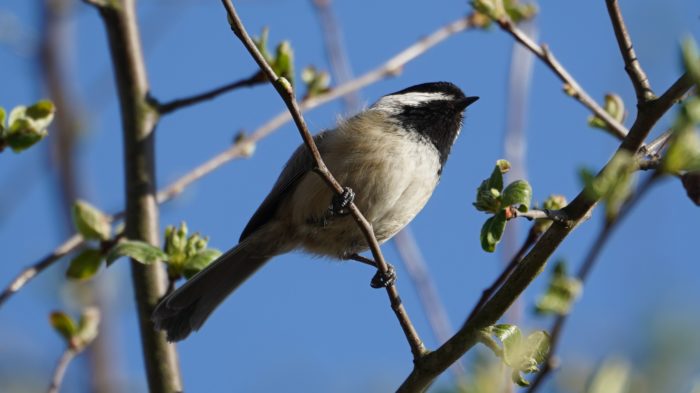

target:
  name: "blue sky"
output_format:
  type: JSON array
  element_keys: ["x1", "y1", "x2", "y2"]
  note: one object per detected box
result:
[{"x1": 1, "y1": 0, "x2": 699, "y2": 392}]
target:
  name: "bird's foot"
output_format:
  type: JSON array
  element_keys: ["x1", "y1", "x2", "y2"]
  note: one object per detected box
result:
[{"x1": 329, "y1": 187, "x2": 355, "y2": 216}]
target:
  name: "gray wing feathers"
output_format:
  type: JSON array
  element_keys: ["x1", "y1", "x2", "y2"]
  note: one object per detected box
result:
[
  {"x1": 152, "y1": 236, "x2": 271, "y2": 342},
  {"x1": 239, "y1": 132, "x2": 328, "y2": 241}
]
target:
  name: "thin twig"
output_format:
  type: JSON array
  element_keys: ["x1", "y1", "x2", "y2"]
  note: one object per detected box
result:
[
  {"x1": 49, "y1": 348, "x2": 79, "y2": 393},
  {"x1": 48, "y1": 348, "x2": 77, "y2": 393},
  {"x1": 156, "y1": 72, "x2": 264, "y2": 115},
  {"x1": 310, "y1": 0, "x2": 361, "y2": 111},
  {"x1": 222, "y1": 0, "x2": 430, "y2": 359},
  {"x1": 393, "y1": 229, "x2": 461, "y2": 372},
  {"x1": 496, "y1": 19, "x2": 628, "y2": 140},
  {"x1": 0, "y1": 14, "x2": 470, "y2": 314},
  {"x1": 526, "y1": 173, "x2": 659, "y2": 392},
  {"x1": 605, "y1": 0, "x2": 654, "y2": 102},
  {"x1": 0, "y1": 234, "x2": 84, "y2": 308}
]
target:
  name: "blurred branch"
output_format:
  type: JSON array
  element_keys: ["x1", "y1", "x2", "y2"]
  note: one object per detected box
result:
[
  {"x1": 397, "y1": 48, "x2": 692, "y2": 393},
  {"x1": 0, "y1": 12, "x2": 469, "y2": 314},
  {"x1": 156, "y1": 72, "x2": 264, "y2": 115},
  {"x1": 496, "y1": 18, "x2": 628, "y2": 140},
  {"x1": 222, "y1": 0, "x2": 430, "y2": 359},
  {"x1": 526, "y1": 173, "x2": 659, "y2": 392},
  {"x1": 310, "y1": 0, "x2": 361, "y2": 111},
  {"x1": 83, "y1": 0, "x2": 182, "y2": 392},
  {"x1": 0, "y1": 234, "x2": 83, "y2": 307},
  {"x1": 605, "y1": 0, "x2": 653, "y2": 102},
  {"x1": 47, "y1": 348, "x2": 77, "y2": 393}
]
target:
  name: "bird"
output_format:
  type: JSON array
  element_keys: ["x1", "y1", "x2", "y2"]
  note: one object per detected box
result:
[{"x1": 152, "y1": 81, "x2": 478, "y2": 341}]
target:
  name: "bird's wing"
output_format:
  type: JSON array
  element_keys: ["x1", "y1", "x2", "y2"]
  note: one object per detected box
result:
[{"x1": 239, "y1": 131, "x2": 329, "y2": 241}]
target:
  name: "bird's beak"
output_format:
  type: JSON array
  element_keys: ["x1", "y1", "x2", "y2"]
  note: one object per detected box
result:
[{"x1": 456, "y1": 96, "x2": 479, "y2": 111}]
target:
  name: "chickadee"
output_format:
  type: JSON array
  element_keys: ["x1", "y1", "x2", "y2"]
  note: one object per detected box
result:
[{"x1": 153, "y1": 81, "x2": 478, "y2": 341}]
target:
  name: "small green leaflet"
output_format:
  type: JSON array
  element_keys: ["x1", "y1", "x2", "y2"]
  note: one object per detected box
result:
[{"x1": 106, "y1": 240, "x2": 168, "y2": 266}]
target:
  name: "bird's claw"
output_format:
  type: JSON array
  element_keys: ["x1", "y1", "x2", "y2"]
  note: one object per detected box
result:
[
  {"x1": 330, "y1": 187, "x2": 355, "y2": 216},
  {"x1": 371, "y1": 263, "x2": 396, "y2": 288}
]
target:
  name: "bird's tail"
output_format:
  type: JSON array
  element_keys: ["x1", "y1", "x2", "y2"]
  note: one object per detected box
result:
[{"x1": 152, "y1": 236, "x2": 274, "y2": 341}]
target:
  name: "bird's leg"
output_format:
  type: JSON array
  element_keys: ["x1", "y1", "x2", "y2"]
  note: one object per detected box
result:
[
  {"x1": 347, "y1": 253, "x2": 397, "y2": 288},
  {"x1": 329, "y1": 187, "x2": 355, "y2": 216}
]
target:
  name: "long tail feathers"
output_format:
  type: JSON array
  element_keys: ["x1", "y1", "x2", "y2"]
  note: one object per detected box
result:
[{"x1": 152, "y1": 240, "x2": 271, "y2": 341}]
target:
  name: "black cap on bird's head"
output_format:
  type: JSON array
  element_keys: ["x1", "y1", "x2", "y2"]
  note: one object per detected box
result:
[{"x1": 374, "y1": 81, "x2": 478, "y2": 166}]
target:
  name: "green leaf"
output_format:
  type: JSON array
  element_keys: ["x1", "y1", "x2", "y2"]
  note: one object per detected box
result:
[
  {"x1": 49, "y1": 311, "x2": 78, "y2": 342},
  {"x1": 492, "y1": 324, "x2": 522, "y2": 366},
  {"x1": 164, "y1": 222, "x2": 189, "y2": 265},
  {"x1": 301, "y1": 66, "x2": 331, "y2": 99},
  {"x1": 661, "y1": 95, "x2": 700, "y2": 175},
  {"x1": 473, "y1": 160, "x2": 510, "y2": 213},
  {"x1": 72, "y1": 200, "x2": 111, "y2": 241},
  {"x1": 106, "y1": 240, "x2": 168, "y2": 266},
  {"x1": 512, "y1": 369, "x2": 529, "y2": 387},
  {"x1": 0, "y1": 107, "x2": 6, "y2": 132},
  {"x1": 504, "y1": 0, "x2": 538, "y2": 23},
  {"x1": 491, "y1": 324, "x2": 550, "y2": 376},
  {"x1": 535, "y1": 260, "x2": 582, "y2": 315},
  {"x1": 582, "y1": 151, "x2": 636, "y2": 220},
  {"x1": 4, "y1": 100, "x2": 55, "y2": 152},
  {"x1": 273, "y1": 41, "x2": 295, "y2": 87},
  {"x1": 589, "y1": 93, "x2": 625, "y2": 131},
  {"x1": 183, "y1": 248, "x2": 222, "y2": 279},
  {"x1": 682, "y1": 36, "x2": 700, "y2": 90},
  {"x1": 66, "y1": 249, "x2": 104, "y2": 281},
  {"x1": 480, "y1": 210, "x2": 507, "y2": 252},
  {"x1": 502, "y1": 180, "x2": 532, "y2": 211},
  {"x1": 75, "y1": 307, "x2": 100, "y2": 350},
  {"x1": 253, "y1": 27, "x2": 272, "y2": 63},
  {"x1": 587, "y1": 358, "x2": 631, "y2": 393}
]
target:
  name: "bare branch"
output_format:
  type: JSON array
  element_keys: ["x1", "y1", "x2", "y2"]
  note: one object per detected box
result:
[
  {"x1": 0, "y1": 234, "x2": 84, "y2": 308},
  {"x1": 47, "y1": 348, "x2": 77, "y2": 393},
  {"x1": 605, "y1": 0, "x2": 654, "y2": 102},
  {"x1": 84, "y1": 0, "x2": 182, "y2": 391},
  {"x1": 156, "y1": 72, "x2": 264, "y2": 115},
  {"x1": 497, "y1": 19, "x2": 628, "y2": 140},
  {"x1": 0, "y1": 13, "x2": 469, "y2": 316},
  {"x1": 221, "y1": 0, "x2": 431, "y2": 359}
]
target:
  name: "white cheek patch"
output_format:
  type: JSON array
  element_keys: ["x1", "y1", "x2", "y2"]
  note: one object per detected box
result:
[{"x1": 372, "y1": 92, "x2": 451, "y2": 114}]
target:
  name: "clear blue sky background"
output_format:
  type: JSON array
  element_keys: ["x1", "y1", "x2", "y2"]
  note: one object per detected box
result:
[{"x1": 1, "y1": 0, "x2": 699, "y2": 392}]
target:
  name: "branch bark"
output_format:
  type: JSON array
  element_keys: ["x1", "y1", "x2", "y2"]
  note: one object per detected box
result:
[
  {"x1": 605, "y1": 0, "x2": 654, "y2": 102},
  {"x1": 85, "y1": 1, "x2": 182, "y2": 392},
  {"x1": 497, "y1": 19, "x2": 628, "y2": 140}
]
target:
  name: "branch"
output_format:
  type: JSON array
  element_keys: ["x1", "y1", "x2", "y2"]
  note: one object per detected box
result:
[
  {"x1": 497, "y1": 19, "x2": 628, "y2": 140},
  {"x1": 156, "y1": 72, "x2": 264, "y2": 115},
  {"x1": 0, "y1": 13, "x2": 469, "y2": 313},
  {"x1": 605, "y1": 0, "x2": 654, "y2": 102},
  {"x1": 310, "y1": 0, "x2": 362, "y2": 112},
  {"x1": 463, "y1": 226, "x2": 541, "y2": 327},
  {"x1": 47, "y1": 348, "x2": 77, "y2": 393},
  {"x1": 84, "y1": 0, "x2": 182, "y2": 392},
  {"x1": 221, "y1": 0, "x2": 431, "y2": 358},
  {"x1": 0, "y1": 234, "x2": 83, "y2": 307},
  {"x1": 397, "y1": 66, "x2": 692, "y2": 393},
  {"x1": 525, "y1": 173, "x2": 659, "y2": 392}
]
